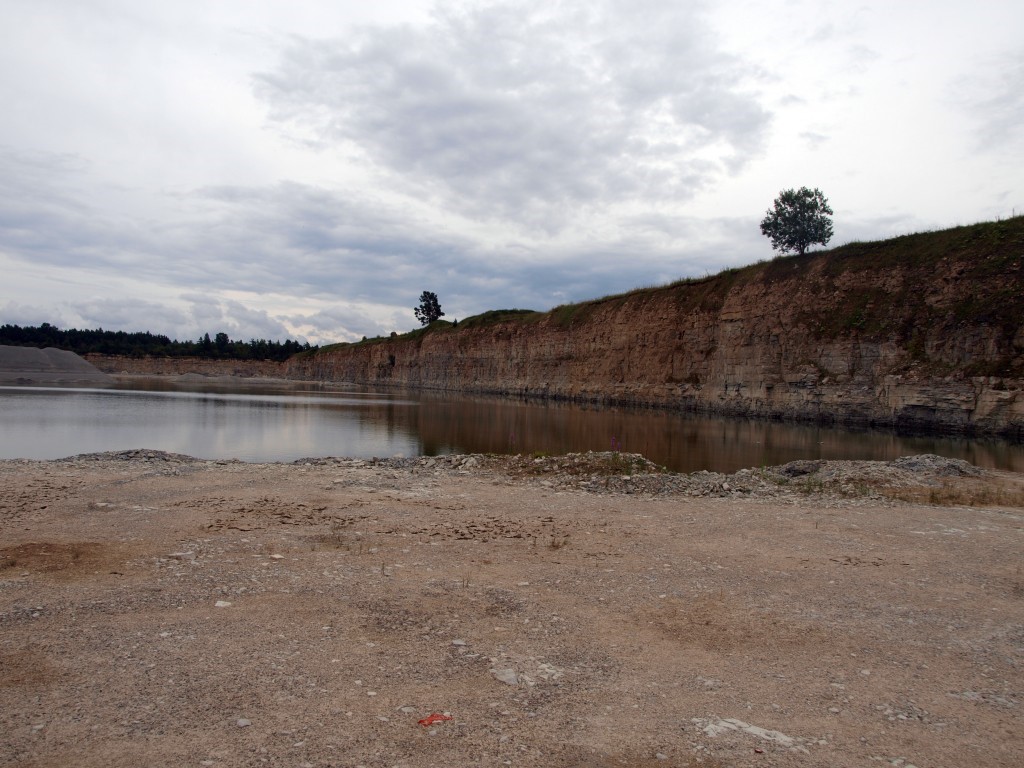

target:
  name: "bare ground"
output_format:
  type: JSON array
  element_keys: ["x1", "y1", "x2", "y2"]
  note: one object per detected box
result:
[{"x1": 1, "y1": 451, "x2": 1022, "y2": 768}]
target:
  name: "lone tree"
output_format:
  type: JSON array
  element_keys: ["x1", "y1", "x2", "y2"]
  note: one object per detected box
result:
[
  {"x1": 760, "y1": 187, "x2": 834, "y2": 255},
  {"x1": 414, "y1": 290, "x2": 445, "y2": 325}
]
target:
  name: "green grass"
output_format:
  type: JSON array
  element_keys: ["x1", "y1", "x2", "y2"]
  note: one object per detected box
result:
[{"x1": 456, "y1": 309, "x2": 543, "y2": 329}]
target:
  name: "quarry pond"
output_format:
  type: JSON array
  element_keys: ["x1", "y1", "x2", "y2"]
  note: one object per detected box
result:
[{"x1": 1, "y1": 377, "x2": 1022, "y2": 472}]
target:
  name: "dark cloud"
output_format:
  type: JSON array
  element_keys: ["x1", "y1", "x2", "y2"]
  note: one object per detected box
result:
[
  {"x1": 190, "y1": 182, "x2": 479, "y2": 300},
  {"x1": 0, "y1": 136, "x2": 760, "y2": 344},
  {"x1": 254, "y1": 0, "x2": 770, "y2": 231}
]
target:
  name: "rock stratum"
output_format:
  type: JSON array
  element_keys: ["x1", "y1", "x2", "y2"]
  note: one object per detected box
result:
[{"x1": 287, "y1": 218, "x2": 1024, "y2": 438}]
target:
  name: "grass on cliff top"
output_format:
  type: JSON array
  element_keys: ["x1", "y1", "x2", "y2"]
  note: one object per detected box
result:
[
  {"x1": 317, "y1": 310, "x2": 541, "y2": 352},
  {"x1": 457, "y1": 309, "x2": 543, "y2": 329}
]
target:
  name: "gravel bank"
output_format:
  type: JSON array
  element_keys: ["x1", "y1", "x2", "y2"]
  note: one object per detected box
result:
[{"x1": 1, "y1": 452, "x2": 1021, "y2": 767}]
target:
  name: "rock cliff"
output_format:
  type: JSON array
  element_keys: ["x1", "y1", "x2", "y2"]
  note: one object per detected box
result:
[{"x1": 287, "y1": 218, "x2": 1024, "y2": 438}]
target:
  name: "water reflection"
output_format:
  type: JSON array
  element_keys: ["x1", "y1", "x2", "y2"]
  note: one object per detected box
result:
[
  {"x1": 0, "y1": 381, "x2": 1021, "y2": 472},
  {"x1": 408, "y1": 393, "x2": 1024, "y2": 473}
]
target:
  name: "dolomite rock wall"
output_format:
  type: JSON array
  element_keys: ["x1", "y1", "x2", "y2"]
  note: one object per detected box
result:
[{"x1": 285, "y1": 250, "x2": 1024, "y2": 438}]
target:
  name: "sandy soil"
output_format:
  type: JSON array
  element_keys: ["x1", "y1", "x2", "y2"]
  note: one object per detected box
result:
[{"x1": 1, "y1": 451, "x2": 1021, "y2": 768}]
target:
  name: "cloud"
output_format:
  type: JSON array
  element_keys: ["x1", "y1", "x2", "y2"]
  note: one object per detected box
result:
[
  {"x1": 284, "y1": 306, "x2": 397, "y2": 343},
  {"x1": 970, "y1": 50, "x2": 1024, "y2": 152},
  {"x1": 799, "y1": 131, "x2": 829, "y2": 149},
  {"x1": 177, "y1": 295, "x2": 296, "y2": 341},
  {"x1": 71, "y1": 297, "x2": 189, "y2": 334},
  {"x1": 0, "y1": 301, "x2": 72, "y2": 331},
  {"x1": 0, "y1": 148, "x2": 103, "y2": 258},
  {"x1": 254, "y1": 0, "x2": 770, "y2": 231}
]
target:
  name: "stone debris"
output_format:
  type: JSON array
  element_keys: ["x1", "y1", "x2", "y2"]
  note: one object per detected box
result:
[
  {"x1": 214, "y1": 600, "x2": 232, "y2": 608},
  {"x1": 298, "y1": 450, "x2": 981, "y2": 503},
  {"x1": 492, "y1": 668, "x2": 519, "y2": 686},
  {"x1": 60, "y1": 448, "x2": 992, "y2": 506},
  {"x1": 697, "y1": 717, "x2": 796, "y2": 747},
  {"x1": 68, "y1": 449, "x2": 200, "y2": 464},
  {"x1": 950, "y1": 690, "x2": 1018, "y2": 708}
]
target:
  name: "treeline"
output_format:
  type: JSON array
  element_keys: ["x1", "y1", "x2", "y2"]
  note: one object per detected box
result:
[{"x1": 0, "y1": 323, "x2": 315, "y2": 361}]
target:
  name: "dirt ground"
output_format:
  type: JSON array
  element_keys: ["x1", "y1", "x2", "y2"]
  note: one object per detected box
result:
[{"x1": 1, "y1": 451, "x2": 1021, "y2": 768}]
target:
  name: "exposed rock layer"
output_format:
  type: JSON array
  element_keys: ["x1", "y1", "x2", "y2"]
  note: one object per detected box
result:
[{"x1": 285, "y1": 221, "x2": 1024, "y2": 438}]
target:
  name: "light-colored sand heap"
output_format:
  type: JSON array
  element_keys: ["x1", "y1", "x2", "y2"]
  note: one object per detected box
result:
[{"x1": 0, "y1": 344, "x2": 114, "y2": 386}]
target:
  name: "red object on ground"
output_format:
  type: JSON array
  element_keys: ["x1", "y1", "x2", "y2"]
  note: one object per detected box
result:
[{"x1": 418, "y1": 713, "x2": 453, "y2": 726}]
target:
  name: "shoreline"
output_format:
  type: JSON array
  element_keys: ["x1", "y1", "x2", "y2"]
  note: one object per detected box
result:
[{"x1": 1, "y1": 452, "x2": 1021, "y2": 766}]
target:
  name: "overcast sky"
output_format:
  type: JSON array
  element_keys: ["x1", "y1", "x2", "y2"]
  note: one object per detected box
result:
[{"x1": 1, "y1": 0, "x2": 1021, "y2": 344}]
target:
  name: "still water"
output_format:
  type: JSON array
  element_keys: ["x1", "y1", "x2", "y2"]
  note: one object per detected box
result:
[{"x1": 1, "y1": 380, "x2": 1022, "y2": 473}]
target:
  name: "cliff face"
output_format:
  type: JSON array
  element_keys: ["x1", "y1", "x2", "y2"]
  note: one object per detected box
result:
[{"x1": 286, "y1": 219, "x2": 1024, "y2": 438}]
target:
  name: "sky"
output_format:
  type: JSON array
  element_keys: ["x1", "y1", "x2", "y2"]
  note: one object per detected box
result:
[{"x1": 1, "y1": 0, "x2": 1021, "y2": 345}]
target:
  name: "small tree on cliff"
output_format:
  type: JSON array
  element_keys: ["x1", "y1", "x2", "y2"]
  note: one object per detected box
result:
[
  {"x1": 414, "y1": 291, "x2": 445, "y2": 326},
  {"x1": 760, "y1": 187, "x2": 834, "y2": 255}
]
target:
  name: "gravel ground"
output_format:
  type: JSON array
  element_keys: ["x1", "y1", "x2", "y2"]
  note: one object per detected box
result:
[{"x1": 1, "y1": 451, "x2": 1022, "y2": 768}]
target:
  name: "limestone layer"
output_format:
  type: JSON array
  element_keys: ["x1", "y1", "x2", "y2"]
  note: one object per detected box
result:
[{"x1": 286, "y1": 224, "x2": 1024, "y2": 438}]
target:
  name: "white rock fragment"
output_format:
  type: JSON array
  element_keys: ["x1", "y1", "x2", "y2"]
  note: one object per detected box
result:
[
  {"x1": 451, "y1": 639, "x2": 468, "y2": 647},
  {"x1": 492, "y1": 668, "x2": 519, "y2": 686},
  {"x1": 701, "y1": 718, "x2": 795, "y2": 747},
  {"x1": 270, "y1": 554, "x2": 285, "y2": 560},
  {"x1": 236, "y1": 718, "x2": 251, "y2": 727},
  {"x1": 215, "y1": 600, "x2": 232, "y2": 608}
]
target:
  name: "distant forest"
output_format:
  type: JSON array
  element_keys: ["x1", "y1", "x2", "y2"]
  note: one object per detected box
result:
[{"x1": 0, "y1": 323, "x2": 315, "y2": 361}]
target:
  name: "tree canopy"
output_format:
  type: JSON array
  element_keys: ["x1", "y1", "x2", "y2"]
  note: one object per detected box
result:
[
  {"x1": 760, "y1": 187, "x2": 834, "y2": 256},
  {"x1": 0, "y1": 323, "x2": 314, "y2": 361},
  {"x1": 414, "y1": 291, "x2": 445, "y2": 326}
]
